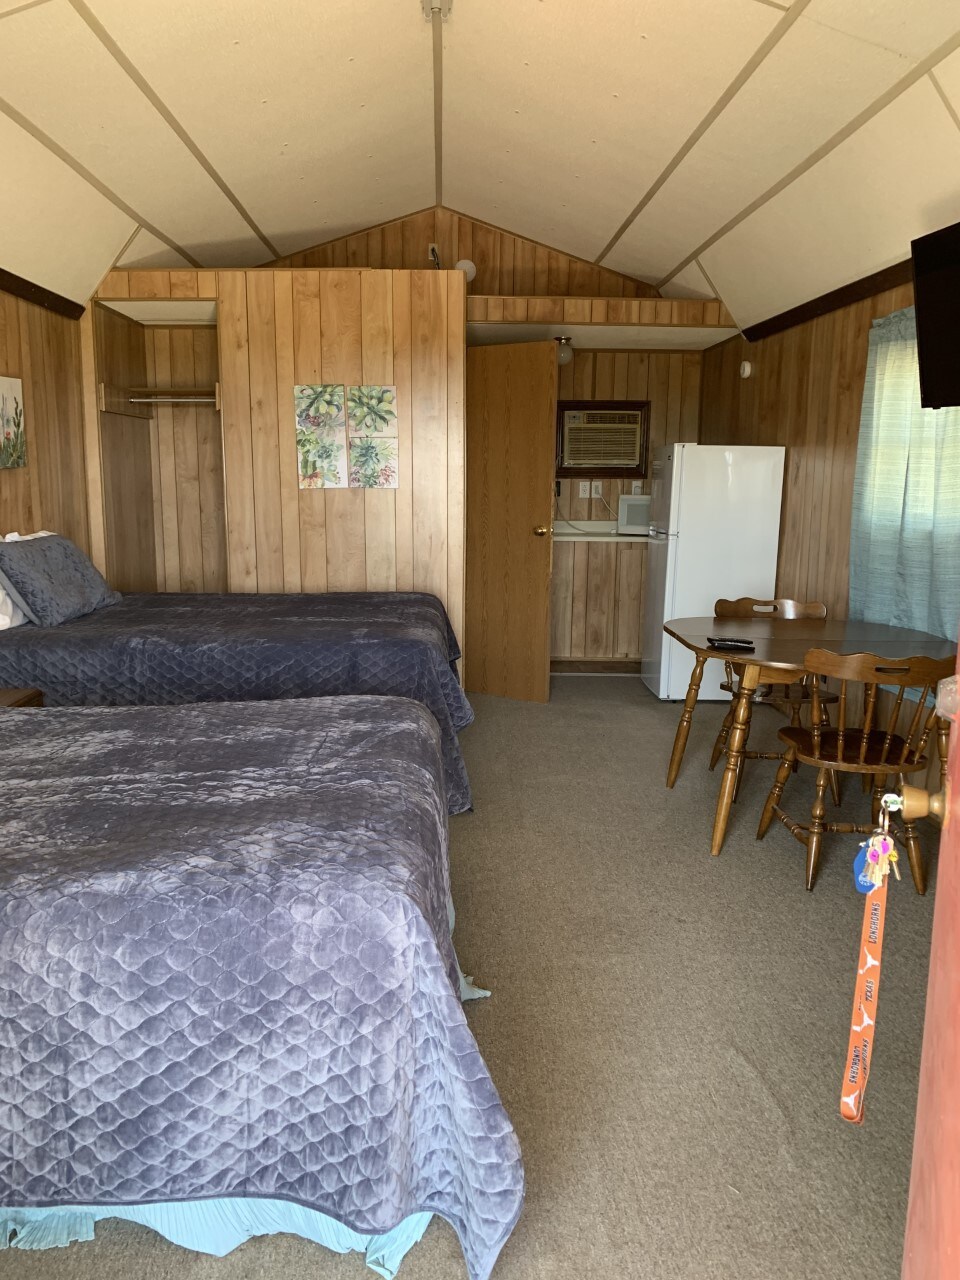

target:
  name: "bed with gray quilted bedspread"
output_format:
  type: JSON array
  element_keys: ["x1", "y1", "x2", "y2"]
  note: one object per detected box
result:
[
  {"x1": 0, "y1": 590, "x2": 473, "y2": 813},
  {"x1": 0, "y1": 696, "x2": 521, "y2": 1279}
]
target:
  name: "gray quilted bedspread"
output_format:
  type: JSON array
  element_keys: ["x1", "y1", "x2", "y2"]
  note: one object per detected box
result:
[
  {"x1": 0, "y1": 697, "x2": 522, "y2": 1280},
  {"x1": 0, "y1": 591, "x2": 473, "y2": 813}
]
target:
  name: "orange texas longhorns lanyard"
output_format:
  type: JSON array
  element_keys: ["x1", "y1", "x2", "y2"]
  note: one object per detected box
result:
[{"x1": 840, "y1": 827, "x2": 899, "y2": 1125}]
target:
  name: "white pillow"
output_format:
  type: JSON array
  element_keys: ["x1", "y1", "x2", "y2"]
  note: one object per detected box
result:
[
  {"x1": 0, "y1": 532, "x2": 56, "y2": 627},
  {"x1": 0, "y1": 532, "x2": 54, "y2": 626},
  {"x1": 0, "y1": 588, "x2": 26, "y2": 629}
]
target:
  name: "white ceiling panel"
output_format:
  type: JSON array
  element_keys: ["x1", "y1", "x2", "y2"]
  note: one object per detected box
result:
[
  {"x1": 700, "y1": 78, "x2": 960, "y2": 328},
  {"x1": 100, "y1": 299, "x2": 218, "y2": 325},
  {"x1": 604, "y1": 16, "x2": 910, "y2": 281},
  {"x1": 931, "y1": 45, "x2": 960, "y2": 114},
  {"x1": 1, "y1": 0, "x2": 266, "y2": 266},
  {"x1": 804, "y1": 0, "x2": 960, "y2": 61},
  {"x1": 0, "y1": 112, "x2": 133, "y2": 302},
  {"x1": 85, "y1": 0, "x2": 435, "y2": 257},
  {"x1": 658, "y1": 261, "x2": 716, "y2": 299},
  {"x1": 467, "y1": 323, "x2": 738, "y2": 350},
  {"x1": 443, "y1": 0, "x2": 779, "y2": 262},
  {"x1": 117, "y1": 228, "x2": 193, "y2": 270}
]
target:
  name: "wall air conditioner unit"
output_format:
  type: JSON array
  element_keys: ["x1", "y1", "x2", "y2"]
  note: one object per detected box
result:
[{"x1": 556, "y1": 399, "x2": 650, "y2": 477}]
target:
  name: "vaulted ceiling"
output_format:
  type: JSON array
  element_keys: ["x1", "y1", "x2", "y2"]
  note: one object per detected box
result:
[{"x1": 3, "y1": 0, "x2": 960, "y2": 328}]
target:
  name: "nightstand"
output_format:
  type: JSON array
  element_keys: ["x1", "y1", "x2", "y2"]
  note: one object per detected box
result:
[{"x1": 0, "y1": 687, "x2": 44, "y2": 708}]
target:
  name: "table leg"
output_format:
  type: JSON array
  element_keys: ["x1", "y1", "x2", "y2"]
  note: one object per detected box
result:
[
  {"x1": 711, "y1": 662, "x2": 759, "y2": 856},
  {"x1": 667, "y1": 655, "x2": 706, "y2": 788}
]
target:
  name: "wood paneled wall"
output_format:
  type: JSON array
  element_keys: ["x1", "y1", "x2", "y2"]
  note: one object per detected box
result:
[
  {"x1": 468, "y1": 295, "x2": 734, "y2": 327},
  {"x1": 94, "y1": 304, "x2": 157, "y2": 592},
  {"x1": 0, "y1": 288, "x2": 88, "y2": 548},
  {"x1": 144, "y1": 326, "x2": 226, "y2": 593},
  {"x1": 551, "y1": 349, "x2": 702, "y2": 660},
  {"x1": 700, "y1": 282, "x2": 914, "y2": 620},
  {"x1": 270, "y1": 206, "x2": 659, "y2": 299},
  {"x1": 93, "y1": 269, "x2": 466, "y2": 638}
]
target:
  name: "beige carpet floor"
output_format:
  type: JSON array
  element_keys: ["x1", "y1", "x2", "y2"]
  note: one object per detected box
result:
[{"x1": 0, "y1": 677, "x2": 936, "y2": 1280}]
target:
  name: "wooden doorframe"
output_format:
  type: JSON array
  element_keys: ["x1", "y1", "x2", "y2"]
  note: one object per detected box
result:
[{"x1": 902, "y1": 650, "x2": 960, "y2": 1278}]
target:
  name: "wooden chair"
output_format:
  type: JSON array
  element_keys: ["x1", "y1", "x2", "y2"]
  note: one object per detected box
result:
[
  {"x1": 757, "y1": 649, "x2": 955, "y2": 893},
  {"x1": 708, "y1": 598, "x2": 839, "y2": 803}
]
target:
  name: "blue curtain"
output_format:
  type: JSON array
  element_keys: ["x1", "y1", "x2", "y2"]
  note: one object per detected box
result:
[{"x1": 849, "y1": 305, "x2": 960, "y2": 642}]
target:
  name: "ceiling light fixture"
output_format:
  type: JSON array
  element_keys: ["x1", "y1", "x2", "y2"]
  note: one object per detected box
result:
[
  {"x1": 455, "y1": 258, "x2": 477, "y2": 282},
  {"x1": 556, "y1": 336, "x2": 574, "y2": 366}
]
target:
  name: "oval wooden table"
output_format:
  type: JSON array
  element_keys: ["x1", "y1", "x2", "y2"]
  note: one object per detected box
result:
[{"x1": 663, "y1": 616, "x2": 957, "y2": 857}]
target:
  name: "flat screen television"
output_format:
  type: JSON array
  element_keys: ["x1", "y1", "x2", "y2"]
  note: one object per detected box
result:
[{"x1": 912, "y1": 219, "x2": 960, "y2": 409}]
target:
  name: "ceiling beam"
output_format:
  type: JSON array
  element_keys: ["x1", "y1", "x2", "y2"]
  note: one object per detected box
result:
[
  {"x1": 593, "y1": 0, "x2": 812, "y2": 266},
  {"x1": 658, "y1": 26, "x2": 960, "y2": 290},
  {"x1": 431, "y1": 6, "x2": 444, "y2": 205},
  {"x1": 0, "y1": 93, "x2": 201, "y2": 269},
  {"x1": 66, "y1": 0, "x2": 281, "y2": 261},
  {"x1": 0, "y1": 266, "x2": 85, "y2": 320}
]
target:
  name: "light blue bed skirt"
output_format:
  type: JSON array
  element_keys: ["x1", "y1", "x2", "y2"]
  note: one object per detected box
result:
[{"x1": 0, "y1": 1199, "x2": 433, "y2": 1278}]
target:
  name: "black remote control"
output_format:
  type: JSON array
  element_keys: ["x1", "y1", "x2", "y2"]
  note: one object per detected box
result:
[{"x1": 707, "y1": 636, "x2": 755, "y2": 651}]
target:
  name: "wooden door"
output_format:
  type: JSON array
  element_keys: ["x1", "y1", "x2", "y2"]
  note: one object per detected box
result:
[
  {"x1": 902, "y1": 651, "x2": 960, "y2": 1278},
  {"x1": 465, "y1": 341, "x2": 557, "y2": 701}
]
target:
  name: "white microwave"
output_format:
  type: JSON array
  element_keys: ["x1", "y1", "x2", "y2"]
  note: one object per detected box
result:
[{"x1": 617, "y1": 494, "x2": 651, "y2": 535}]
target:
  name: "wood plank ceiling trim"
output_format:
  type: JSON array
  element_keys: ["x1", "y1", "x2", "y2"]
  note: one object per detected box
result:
[
  {"x1": 0, "y1": 266, "x2": 84, "y2": 320},
  {"x1": 467, "y1": 295, "x2": 733, "y2": 327},
  {"x1": 63, "y1": 0, "x2": 280, "y2": 259},
  {"x1": 595, "y1": 0, "x2": 813, "y2": 265},
  {"x1": 0, "y1": 90, "x2": 199, "y2": 269},
  {"x1": 656, "y1": 25, "x2": 960, "y2": 289},
  {"x1": 742, "y1": 259, "x2": 914, "y2": 342}
]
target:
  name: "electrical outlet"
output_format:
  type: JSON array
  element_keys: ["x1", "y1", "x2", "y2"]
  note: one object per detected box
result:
[
  {"x1": 631, "y1": 481, "x2": 643, "y2": 496},
  {"x1": 591, "y1": 481, "x2": 603, "y2": 498},
  {"x1": 578, "y1": 481, "x2": 590, "y2": 499}
]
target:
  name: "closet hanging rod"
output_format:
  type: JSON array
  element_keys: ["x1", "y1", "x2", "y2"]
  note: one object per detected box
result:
[{"x1": 128, "y1": 395, "x2": 217, "y2": 404}]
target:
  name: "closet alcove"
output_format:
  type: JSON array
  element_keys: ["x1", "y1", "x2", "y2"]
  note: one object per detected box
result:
[{"x1": 93, "y1": 299, "x2": 225, "y2": 594}]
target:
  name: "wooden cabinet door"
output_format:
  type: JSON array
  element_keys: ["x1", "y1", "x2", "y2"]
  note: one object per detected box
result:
[
  {"x1": 902, "y1": 652, "x2": 960, "y2": 1278},
  {"x1": 465, "y1": 341, "x2": 557, "y2": 701}
]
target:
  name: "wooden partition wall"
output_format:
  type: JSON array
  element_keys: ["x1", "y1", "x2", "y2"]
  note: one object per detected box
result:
[
  {"x1": 551, "y1": 348, "x2": 701, "y2": 661},
  {"x1": 0, "y1": 287, "x2": 88, "y2": 547},
  {"x1": 700, "y1": 281, "x2": 914, "y2": 619},
  {"x1": 270, "y1": 206, "x2": 658, "y2": 300},
  {"x1": 93, "y1": 268, "x2": 466, "y2": 637}
]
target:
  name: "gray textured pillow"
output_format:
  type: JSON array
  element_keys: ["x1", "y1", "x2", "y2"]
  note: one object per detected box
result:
[{"x1": 0, "y1": 535, "x2": 121, "y2": 627}]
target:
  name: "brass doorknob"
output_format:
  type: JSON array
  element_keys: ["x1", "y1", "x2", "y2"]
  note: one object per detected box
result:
[{"x1": 533, "y1": 525, "x2": 550, "y2": 537}]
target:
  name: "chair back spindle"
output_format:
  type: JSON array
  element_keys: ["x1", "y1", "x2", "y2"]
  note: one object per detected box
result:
[{"x1": 801, "y1": 650, "x2": 953, "y2": 772}]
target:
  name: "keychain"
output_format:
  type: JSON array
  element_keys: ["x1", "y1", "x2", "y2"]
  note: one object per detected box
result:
[{"x1": 841, "y1": 794, "x2": 902, "y2": 1124}]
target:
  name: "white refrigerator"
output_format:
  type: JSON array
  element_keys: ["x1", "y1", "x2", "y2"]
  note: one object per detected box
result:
[{"x1": 640, "y1": 443, "x2": 785, "y2": 701}]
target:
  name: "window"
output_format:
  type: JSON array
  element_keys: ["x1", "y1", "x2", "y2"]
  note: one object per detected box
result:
[{"x1": 849, "y1": 306, "x2": 960, "y2": 642}]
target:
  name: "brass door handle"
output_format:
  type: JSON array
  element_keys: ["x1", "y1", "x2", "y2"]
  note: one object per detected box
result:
[{"x1": 533, "y1": 525, "x2": 550, "y2": 537}]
